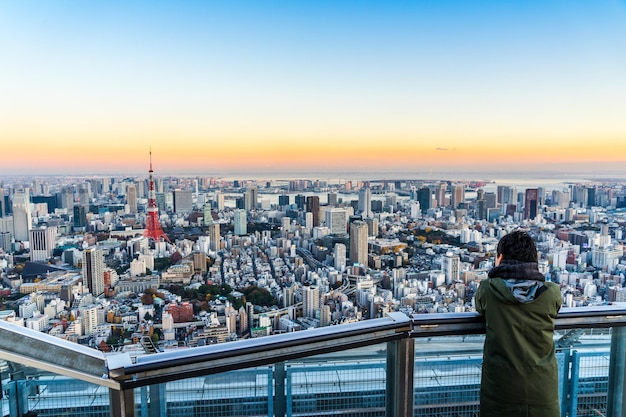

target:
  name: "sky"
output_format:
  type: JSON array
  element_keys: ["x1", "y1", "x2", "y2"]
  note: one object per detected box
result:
[{"x1": 1, "y1": 1, "x2": 626, "y2": 177}]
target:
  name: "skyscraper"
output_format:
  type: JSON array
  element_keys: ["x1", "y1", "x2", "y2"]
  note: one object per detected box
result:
[
  {"x1": 443, "y1": 252, "x2": 460, "y2": 284},
  {"x1": 12, "y1": 190, "x2": 31, "y2": 242},
  {"x1": 126, "y1": 184, "x2": 138, "y2": 213},
  {"x1": 173, "y1": 190, "x2": 193, "y2": 213},
  {"x1": 83, "y1": 247, "x2": 105, "y2": 296},
  {"x1": 60, "y1": 186, "x2": 74, "y2": 212},
  {"x1": 245, "y1": 186, "x2": 258, "y2": 211},
  {"x1": 524, "y1": 188, "x2": 539, "y2": 220},
  {"x1": 207, "y1": 223, "x2": 220, "y2": 251},
  {"x1": 334, "y1": 243, "x2": 346, "y2": 271},
  {"x1": 30, "y1": 226, "x2": 57, "y2": 262},
  {"x1": 358, "y1": 187, "x2": 372, "y2": 218},
  {"x1": 326, "y1": 208, "x2": 347, "y2": 235},
  {"x1": 302, "y1": 285, "x2": 320, "y2": 319},
  {"x1": 451, "y1": 184, "x2": 465, "y2": 209},
  {"x1": 234, "y1": 209, "x2": 247, "y2": 236},
  {"x1": 350, "y1": 220, "x2": 369, "y2": 267},
  {"x1": 306, "y1": 196, "x2": 320, "y2": 227},
  {"x1": 417, "y1": 187, "x2": 431, "y2": 213},
  {"x1": 0, "y1": 187, "x2": 5, "y2": 217}
]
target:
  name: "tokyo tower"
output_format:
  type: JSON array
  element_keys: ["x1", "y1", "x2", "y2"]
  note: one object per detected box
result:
[{"x1": 144, "y1": 150, "x2": 170, "y2": 242}]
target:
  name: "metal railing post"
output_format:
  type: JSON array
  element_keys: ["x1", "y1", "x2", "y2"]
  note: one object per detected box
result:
[
  {"x1": 273, "y1": 362, "x2": 286, "y2": 417},
  {"x1": 386, "y1": 337, "x2": 414, "y2": 417},
  {"x1": 110, "y1": 388, "x2": 135, "y2": 417},
  {"x1": 608, "y1": 327, "x2": 626, "y2": 417},
  {"x1": 149, "y1": 384, "x2": 166, "y2": 417}
]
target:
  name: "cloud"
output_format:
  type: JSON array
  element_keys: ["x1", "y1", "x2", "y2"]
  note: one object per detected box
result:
[{"x1": 436, "y1": 147, "x2": 456, "y2": 151}]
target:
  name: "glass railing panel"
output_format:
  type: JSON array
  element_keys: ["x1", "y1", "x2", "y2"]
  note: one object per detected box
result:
[
  {"x1": 5, "y1": 375, "x2": 110, "y2": 417},
  {"x1": 413, "y1": 335, "x2": 483, "y2": 417},
  {"x1": 154, "y1": 367, "x2": 273, "y2": 417},
  {"x1": 569, "y1": 349, "x2": 610, "y2": 417},
  {"x1": 285, "y1": 343, "x2": 388, "y2": 417}
]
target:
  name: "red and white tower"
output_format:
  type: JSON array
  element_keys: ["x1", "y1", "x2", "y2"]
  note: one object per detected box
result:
[{"x1": 144, "y1": 150, "x2": 170, "y2": 242}]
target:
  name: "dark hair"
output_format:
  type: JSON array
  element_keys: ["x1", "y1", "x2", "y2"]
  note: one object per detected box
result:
[{"x1": 497, "y1": 230, "x2": 538, "y2": 263}]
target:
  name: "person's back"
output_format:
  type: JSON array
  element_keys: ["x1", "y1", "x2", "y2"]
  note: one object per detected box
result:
[{"x1": 475, "y1": 230, "x2": 562, "y2": 417}]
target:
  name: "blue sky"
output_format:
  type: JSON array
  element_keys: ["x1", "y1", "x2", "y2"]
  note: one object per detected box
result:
[{"x1": 1, "y1": 1, "x2": 625, "y2": 175}]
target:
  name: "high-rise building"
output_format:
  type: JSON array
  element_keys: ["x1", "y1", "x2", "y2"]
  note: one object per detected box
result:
[
  {"x1": 451, "y1": 184, "x2": 465, "y2": 209},
  {"x1": 207, "y1": 223, "x2": 220, "y2": 251},
  {"x1": 358, "y1": 187, "x2": 372, "y2": 218},
  {"x1": 334, "y1": 243, "x2": 346, "y2": 271},
  {"x1": 234, "y1": 209, "x2": 247, "y2": 236},
  {"x1": 328, "y1": 192, "x2": 338, "y2": 207},
  {"x1": 245, "y1": 186, "x2": 258, "y2": 211},
  {"x1": 302, "y1": 285, "x2": 320, "y2": 319},
  {"x1": 350, "y1": 220, "x2": 369, "y2": 267},
  {"x1": 442, "y1": 252, "x2": 460, "y2": 284},
  {"x1": 12, "y1": 190, "x2": 31, "y2": 242},
  {"x1": 436, "y1": 183, "x2": 447, "y2": 207},
  {"x1": 126, "y1": 184, "x2": 138, "y2": 213},
  {"x1": 214, "y1": 191, "x2": 225, "y2": 211},
  {"x1": 83, "y1": 247, "x2": 105, "y2": 296},
  {"x1": 29, "y1": 226, "x2": 57, "y2": 262},
  {"x1": 73, "y1": 205, "x2": 88, "y2": 230},
  {"x1": 326, "y1": 208, "x2": 347, "y2": 235},
  {"x1": 59, "y1": 186, "x2": 74, "y2": 212},
  {"x1": 278, "y1": 194, "x2": 290, "y2": 207},
  {"x1": 524, "y1": 188, "x2": 539, "y2": 220},
  {"x1": 417, "y1": 187, "x2": 431, "y2": 213},
  {"x1": 173, "y1": 190, "x2": 193, "y2": 213},
  {"x1": 0, "y1": 187, "x2": 5, "y2": 217},
  {"x1": 306, "y1": 196, "x2": 320, "y2": 227}
]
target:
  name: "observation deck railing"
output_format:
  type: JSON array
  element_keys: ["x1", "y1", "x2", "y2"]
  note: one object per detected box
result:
[{"x1": 1, "y1": 305, "x2": 626, "y2": 417}]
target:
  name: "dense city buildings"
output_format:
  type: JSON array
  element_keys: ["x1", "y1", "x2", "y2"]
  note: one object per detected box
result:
[{"x1": 1, "y1": 171, "x2": 626, "y2": 360}]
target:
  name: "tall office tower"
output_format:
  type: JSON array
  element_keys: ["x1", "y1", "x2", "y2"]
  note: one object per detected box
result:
[
  {"x1": 126, "y1": 184, "x2": 138, "y2": 213},
  {"x1": 78, "y1": 186, "x2": 90, "y2": 207},
  {"x1": 436, "y1": 183, "x2": 447, "y2": 207},
  {"x1": 281, "y1": 216, "x2": 291, "y2": 238},
  {"x1": 484, "y1": 192, "x2": 497, "y2": 209},
  {"x1": 0, "y1": 187, "x2": 5, "y2": 217},
  {"x1": 144, "y1": 151, "x2": 170, "y2": 242},
  {"x1": 12, "y1": 190, "x2": 31, "y2": 242},
  {"x1": 326, "y1": 208, "x2": 347, "y2": 235},
  {"x1": 278, "y1": 194, "x2": 290, "y2": 207},
  {"x1": 30, "y1": 226, "x2": 57, "y2": 261},
  {"x1": 234, "y1": 209, "x2": 247, "y2": 236},
  {"x1": 451, "y1": 184, "x2": 465, "y2": 209},
  {"x1": 306, "y1": 196, "x2": 320, "y2": 227},
  {"x1": 83, "y1": 247, "x2": 105, "y2": 296},
  {"x1": 537, "y1": 187, "x2": 545, "y2": 206},
  {"x1": 245, "y1": 186, "x2": 258, "y2": 211},
  {"x1": 294, "y1": 194, "x2": 306, "y2": 210},
  {"x1": 358, "y1": 187, "x2": 372, "y2": 218},
  {"x1": 328, "y1": 192, "x2": 338, "y2": 207},
  {"x1": 173, "y1": 189, "x2": 193, "y2": 213},
  {"x1": 365, "y1": 217, "x2": 378, "y2": 237},
  {"x1": 210, "y1": 191, "x2": 222, "y2": 211},
  {"x1": 207, "y1": 223, "x2": 220, "y2": 251},
  {"x1": 417, "y1": 187, "x2": 431, "y2": 213},
  {"x1": 476, "y1": 199, "x2": 487, "y2": 220},
  {"x1": 350, "y1": 220, "x2": 369, "y2": 267},
  {"x1": 587, "y1": 187, "x2": 596, "y2": 207},
  {"x1": 334, "y1": 243, "x2": 346, "y2": 271},
  {"x1": 73, "y1": 205, "x2": 88, "y2": 230},
  {"x1": 60, "y1": 186, "x2": 74, "y2": 211},
  {"x1": 0, "y1": 232, "x2": 11, "y2": 252},
  {"x1": 302, "y1": 285, "x2": 320, "y2": 319},
  {"x1": 524, "y1": 188, "x2": 539, "y2": 220},
  {"x1": 442, "y1": 252, "x2": 460, "y2": 285}
]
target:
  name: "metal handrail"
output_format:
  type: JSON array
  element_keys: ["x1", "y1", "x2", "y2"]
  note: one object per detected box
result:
[{"x1": 2, "y1": 306, "x2": 626, "y2": 391}]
